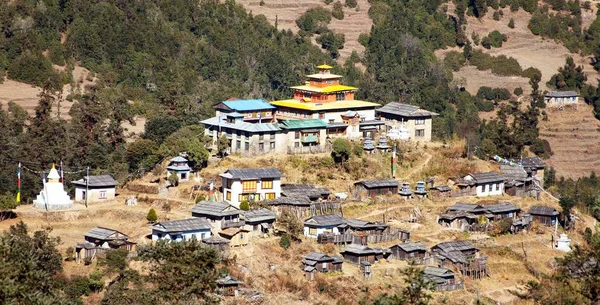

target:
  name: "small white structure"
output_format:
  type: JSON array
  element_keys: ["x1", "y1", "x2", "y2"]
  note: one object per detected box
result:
[
  {"x1": 72, "y1": 175, "x2": 117, "y2": 202},
  {"x1": 303, "y1": 214, "x2": 346, "y2": 238},
  {"x1": 33, "y1": 164, "x2": 73, "y2": 210},
  {"x1": 220, "y1": 168, "x2": 282, "y2": 208},
  {"x1": 166, "y1": 156, "x2": 191, "y2": 182},
  {"x1": 387, "y1": 126, "x2": 410, "y2": 141},
  {"x1": 544, "y1": 91, "x2": 579, "y2": 107},
  {"x1": 463, "y1": 172, "x2": 505, "y2": 197},
  {"x1": 151, "y1": 218, "x2": 212, "y2": 241},
  {"x1": 556, "y1": 233, "x2": 572, "y2": 252}
]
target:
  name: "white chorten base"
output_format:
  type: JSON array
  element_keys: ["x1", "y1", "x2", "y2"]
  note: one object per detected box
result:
[{"x1": 33, "y1": 183, "x2": 73, "y2": 210}]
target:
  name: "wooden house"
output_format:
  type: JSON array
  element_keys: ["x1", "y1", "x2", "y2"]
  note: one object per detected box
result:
[
  {"x1": 216, "y1": 275, "x2": 243, "y2": 297},
  {"x1": 243, "y1": 208, "x2": 276, "y2": 235},
  {"x1": 219, "y1": 227, "x2": 250, "y2": 247},
  {"x1": 75, "y1": 227, "x2": 136, "y2": 263},
  {"x1": 344, "y1": 219, "x2": 388, "y2": 234},
  {"x1": 202, "y1": 235, "x2": 230, "y2": 258},
  {"x1": 501, "y1": 165, "x2": 540, "y2": 198},
  {"x1": 430, "y1": 185, "x2": 451, "y2": 198},
  {"x1": 302, "y1": 252, "x2": 344, "y2": 280},
  {"x1": 390, "y1": 242, "x2": 427, "y2": 261},
  {"x1": 437, "y1": 211, "x2": 478, "y2": 229},
  {"x1": 520, "y1": 157, "x2": 546, "y2": 187},
  {"x1": 281, "y1": 184, "x2": 331, "y2": 201},
  {"x1": 152, "y1": 218, "x2": 212, "y2": 241},
  {"x1": 265, "y1": 195, "x2": 312, "y2": 218},
  {"x1": 72, "y1": 175, "x2": 117, "y2": 202},
  {"x1": 446, "y1": 202, "x2": 521, "y2": 221},
  {"x1": 190, "y1": 201, "x2": 242, "y2": 230},
  {"x1": 424, "y1": 267, "x2": 463, "y2": 291},
  {"x1": 303, "y1": 214, "x2": 347, "y2": 238},
  {"x1": 528, "y1": 206, "x2": 559, "y2": 226},
  {"x1": 340, "y1": 244, "x2": 389, "y2": 265},
  {"x1": 353, "y1": 179, "x2": 399, "y2": 200},
  {"x1": 431, "y1": 241, "x2": 488, "y2": 279}
]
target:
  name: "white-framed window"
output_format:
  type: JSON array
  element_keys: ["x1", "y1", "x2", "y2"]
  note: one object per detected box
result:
[
  {"x1": 415, "y1": 118, "x2": 425, "y2": 125},
  {"x1": 99, "y1": 190, "x2": 107, "y2": 199},
  {"x1": 415, "y1": 129, "x2": 425, "y2": 137}
]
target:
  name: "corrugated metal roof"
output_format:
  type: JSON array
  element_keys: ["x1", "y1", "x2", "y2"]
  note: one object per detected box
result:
[
  {"x1": 529, "y1": 206, "x2": 559, "y2": 216},
  {"x1": 424, "y1": 266, "x2": 454, "y2": 278},
  {"x1": 281, "y1": 184, "x2": 331, "y2": 199},
  {"x1": 468, "y1": 172, "x2": 504, "y2": 183},
  {"x1": 341, "y1": 244, "x2": 378, "y2": 255},
  {"x1": 201, "y1": 116, "x2": 281, "y2": 133},
  {"x1": 84, "y1": 227, "x2": 129, "y2": 240},
  {"x1": 354, "y1": 179, "x2": 399, "y2": 189},
  {"x1": 222, "y1": 99, "x2": 275, "y2": 111},
  {"x1": 393, "y1": 242, "x2": 427, "y2": 252},
  {"x1": 222, "y1": 168, "x2": 281, "y2": 180},
  {"x1": 433, "y1": 241, "x2": 476, "y2": 253},
  {"x1": 447, "y1": 202, "x2": 520, "y2": 214},
  {"x1": 153, "y1": 218, "x2": 212, "y2": 233},
  {"x1": 376, "y1": 102, "x2": 439, "y2": 118},
  {"x1": 545, "y1": 91, "x2": 578, "y2": 98},
  {"x1": 438, "y1": 211, "x2": 478, "y2": 221},
  {"x1": 304, "y1": 214, "x2": 346, "y2": 227},
  {"x1": 243, "y1": 208, "x2": 276, "y2": 223},
  {"x1": 501, "y1": 165, "x2": 528, "y2": 182},
  {"x1": 280, "y1": 119, "x2": 327, "y2": 130},
  {"x1": 346, "y1": 219, "x2": 388, "y2": 230},
  {"x1": 72, "y1": 175, "x2": 117, "y2": 187},
  {"x1": 431, "y1": 185, "x2": 451, "y2": 192},
  {"x1": 190, "y1": 201, "x2": 240, "y2": 217}
]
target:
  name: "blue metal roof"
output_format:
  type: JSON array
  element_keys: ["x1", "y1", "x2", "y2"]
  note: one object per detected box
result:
[{"x1": 222, "y1": 99, "x2": 276, "y2": 111}]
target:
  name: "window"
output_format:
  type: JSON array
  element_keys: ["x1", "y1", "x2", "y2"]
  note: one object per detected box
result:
[
  {"x1": 329, "y1": 119, "x2": 335, "y2": 124},
  {"x1": 201, "y1": 233, "x2": 206, "y2": 240},
  {"x1": 181, "y1": 173, "x2": 186, "y2": 179},
  {"x1": 265, "y1": 193, "x2": 276, "y2": 199},
  {"x1": 270, "y1": 133, "x2": 275, "y2": 139},
  {"x1": 226, "y1": 191, "x2": 231, "y2": 201},
  {"x1": 259, "y1": 143, "x2": 264, "y2": 151},
  {"x1": 327, "y1": 80, "x2": 333, "y2": 85},
  {"x1": 253, "y1": 225, "x2": 259, "y2": 231},
  {"x1": 415, "y1": 118, "x2": 425, "y2": 125},
  {"x1": 238, "y1": 194, "x2": 249, "y2": 202},
  {"x1": 309, "y1": 228, "x2": 317, "y2": 235},
  {"x1": 295, "y1": 131, "x2": 300, "y2": 139},
  {"x1": 319, "y1": 112, "x2": 325, "y2": 119},
  {"x1": 415, "y1": 129, "x2": 425, "y2": 137},
  {"x1": 245, "y1": 142, "x2": 249, "y2": 151},
  {"x1": 336, "y1": 92, "x2": 345, "y2": 101},
  {"x1": 262, "y1": 180, "x2": 273, "y2": 189},
  {"x1": 322, "y1": 262, "x2": 327, "y2": 270},
  {"x1": 236, "y1": 140, "x2": 241, "y2": 149},
  {"x1": 270, "y1": 142, "x2": 276, "y2": 150},
  {"x1": 259, "y1": 133, "x2": 264, "y2": 140},
  {"x1": 242, "y1": 180, "x2": 257, "y2": 192},
  {"x1": 294, "y1": 142, "x2": 300, "y2": 148},
  {"x1": 240, "y1": 233, "x2": 244, "y2": 239},
  {"x1": 99, "y1": 190, "x2": 107, "y2": 199}
]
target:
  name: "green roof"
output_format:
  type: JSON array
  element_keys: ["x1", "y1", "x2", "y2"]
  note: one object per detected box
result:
[{"x1": 280, "y1": 119, "x2": 327, "y2": 130}]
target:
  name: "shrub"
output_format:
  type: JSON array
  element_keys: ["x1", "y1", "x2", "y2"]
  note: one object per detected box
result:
[
  {"x1": 358, "y1": 33, "x2": 370, "y2": 47},
  {"x1": 522, "y1": 67, "x2": 542, "y2": 79},
  {"x1": 471, "y1": 32, "x2": 480, "y2": 45},
  {"x1": 316, "y1": 31, "x2": 345, "y2": 58},
  {"x1": 324, "y1": 0, "x2": 333, "y2": 4},
  {"x1": 239, "y1": 200, "x2": 250, "y2": 211},
  {"x1": 259, "y1": 0, "x2": 265, "y2": 5},
  {"x1": 530, "y1": 139, "x2": 553, "y2": 158},
  {"x1": 470, "y1": 51, "x2": 523, "y2": 76},
  {"x1": 167, "y1": 172, "x2": 179, "y2": 187},
  {"x1": 84, "y1": 257, "x2": 92, "y2": 266},
  {"x1": 332, "y1": 1, "x2": 344, "y2": 19},
  {"x1": 65, "y1": 275, "x2": 92, "y2": 298},
  {"x1": 513, "y1": 87, "x2": 523, "y2": 96},
  {"x1": 493, "y1": 11, "x2": 501, "y2": 21},
  {"x1": 296, "y1": 7, "x2": 332, "y2": 34},
  {"x1": 146, "y1": 208, "x2": 158, "y2": 223},
  {"x1": 476, "y1": 100, "x2": 495, "y2": 112},
  {"x1": 444, "y1": 51, "x2": 466, "y2": 71},
  {"x1": 65, "y1": 247, "x2": 75, "y2": 261},
  {"x1": 508, "y1": 18, "x2": 515, "y2": 28},
  {"x1": 88, "y1": 270, "x2": 104, "y2": 292},
  {"x1": 7, "y1": 51, "x2": 56, "y2": 87},
  {"x1": 279, "y1": 234, "x2": 291, "y2": 250},
  {"x1": 331, "y1": 138, "x2": 352, "y2": 164},
  {"x1": 345, "y1": 0, "x2": 357, "y2": 8}
]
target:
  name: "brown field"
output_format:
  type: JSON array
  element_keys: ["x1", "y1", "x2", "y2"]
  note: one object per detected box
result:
[
  {"x1": 539, "y1": 103, "x2": 600, "y2": 179},
  {"x1": 237, "y1": 0, "x2": 372, "y2": 61},
  {"x1": 1, "y1": 144, "x2": 592, "y2": 304}
]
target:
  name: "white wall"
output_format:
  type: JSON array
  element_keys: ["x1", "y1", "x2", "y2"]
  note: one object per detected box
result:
[
  {"x1": 303, "y1": 226, "x2": 340, "y2": 238},
  {"x1": 318, "y1": 109, "x2": 376, "y2": 123},
  {"x1": 223, "y1": 178, "x2": 281, "y2": 207},
  {"x1": 75, "y1": 187, "x2": 116, "y2": 202},
  {"x1": 475, "y1": 182, "x2": 504, "y2": 197},
  {"x1": 152, "y1": 229, "x2": 211, "y2": 242}
]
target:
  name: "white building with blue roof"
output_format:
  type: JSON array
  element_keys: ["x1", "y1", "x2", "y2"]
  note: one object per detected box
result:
[
  {"x1": 214, "y1": 99, "x2": 276, "y2": 123},
  {"x1": 166, "y1": 156, "x2": 191, "y2": 182}
]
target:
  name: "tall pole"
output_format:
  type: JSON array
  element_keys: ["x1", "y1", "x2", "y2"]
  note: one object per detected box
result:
[
  {"x1": 43, "y1": 170, "x2": 48, "y2": 211},
  {"x1": 16, "y1": 163, "x2": 21, "y2": 204},
  {"x1": 85, "y1": 166, "x2": 89, "y2": 208},
  {"x1": 60, "y1": 160, "x2": 64, "y2": 184},
  {"x1": 392, "y1": 145, "x2": 397, "y2": 178}
]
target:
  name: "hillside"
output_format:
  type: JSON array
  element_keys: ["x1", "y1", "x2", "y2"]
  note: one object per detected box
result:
[
  {"x1": 237, "y1": 0, "x2": 372, "y2": 60},
  {"x1": 539, "y1": 103, "x2": 600, "y2": 179}
]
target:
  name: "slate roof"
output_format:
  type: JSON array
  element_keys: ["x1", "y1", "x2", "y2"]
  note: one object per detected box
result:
[
  {"x1": 468, "y1": 172, "x2": 504, "y2": 184},
  {"x1": 243, "y1": 208, "x2": 276, "y2": 223},
  {"x1": 221, "y1": 99, "x2": 276, "y2": 111},
  {"x1": 264, "y1": 195, "x2": 312, "y2": 206},
  {"x1": 281, "y1": 184, "x2": 331, "y2": 199},
  {"x1": 529, "y1": 206, "x2": 559, "y2": 216},
  {"x1": 190, "y1": 201, "x2": 241, "y2": 217},
  {"x1": 501, "y1": 165, "x2": 528, "y2": 182},
  {"x1": 519, "y1": 157, "x2": 547, "y2": 170},
  {"x1": 438, "y1": 211, "x2": 478, "y2": 221},
  {"x1": 201, "y1": 116, "x2": 281, "y2": 133},
  {"x1": 216, "y1": 275, "x2": 243, "y2": 286},
  {"x1": 354, "y1": 179, "x2": 399, "y2": 189},
  {"x1": 376, "y1": 102, "x2": 439, "y2": 118},
  {"x1": 545, "y1": 91, "x2": 578, "y2": 98},
  {"x1": 76, "y1": 242, "x2": 97, "y2": 250},
  {"x1": 202, "y1": 235, "x2": 231, "y2": 245},
  {"x1": 304, "y1": 214, "x2": 346, "y2": 227},
  {"x1": 424, "y1": 266, "x2": 454, "y2": 278},
  {"x1": 447, "y1": 202, "x2": 520, "y2": 214},
  {"x1": 220, "y1": 168, "x2": 282, "y2": 180},
  {"x1": 432, "y1": 241, "x2": 477, "y2": 264},
  {"x1": 84, "y1": 227, "x2": 129, "y2": 241},
  {"x1": 219, "y1": 227, "x2": 249, "y2": 238},
  {"x1": 279, "y1": 119, "x2": 327, "y2": 130},
  {"x1": 152, "y1": 218, "x2": 212, "y2": 233},
  {"x1": 304, "y1": 252, "x2": 334, "y2": 264},
  {"x1": 393, "y1": 242, "x2": 427, "y2": 252},
  {"x1": 346, "y1": 219, "x2": 388, "y2": 230},
  {"x1": 72, "y1": 175, "x2": 118, "y2": 187},
  {"x1": 341, "y1": 244, "x2": 379, "y2": 255},
  {"x1": 431, "y1": 185, "x2": 452, "y2": 192}
]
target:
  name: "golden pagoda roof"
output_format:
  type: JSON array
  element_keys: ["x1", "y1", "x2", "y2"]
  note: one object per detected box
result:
[
  {"x1": 316, "y1": 64, "x2": 333, "y2": 69},
  {"x1": 270, "y1": 99, "x2": 380, "y2": 111},
  {"x1": 290, "y1": 84, "x2": 358, "y2": 93}
]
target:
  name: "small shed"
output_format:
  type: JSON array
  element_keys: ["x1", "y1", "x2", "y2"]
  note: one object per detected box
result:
[
  {"x1": 302, "y1": 252, "x2": 343, "y2": 280},
  {"x1": 340, "y1": 244, "x2": 379, "y2": 265},
  {"x1": 528, "y1": 206, "x2": 559, "y2": 226},
  {"x1": 72, "y1": 175, "x2": 117, "y2": 202},
  {"x1": 75, "y1": 242, "x2": 105, "y2": 263},
  {"x1": 345, "y1": 219, "x2": 388, "y2": 234},
  {"x1": 438, "y1": 211, "x2": 478, "y2": 229},
  {"x1": 390, "y1": 242, "x2": 427, "y2": 261},
  {"x1": 360, "y1": 261, "x2": 372, "y2": 279},
  {"x1": 353, "y1": 179, "x2": 399, "y2": 200},
  {"x1": 216, "y1": 275, "x2": 243, "y2": 297},
  {"x1": 243, "y1": 208, "x2": 276, "y2": 234},
  {"x1": 83, "y1": 227, "x2": 136, "y2": 251},
  {"x1": 166, "y1": 156, "x2": 191, "y2": 182},
  {"x1": 430, "y1": 185, "x2": 451, "y2": 198},
  {"x1": 219, "y1": 227, "x2": 250, "y2": 247},
  {"x1": 202, "y1": 235, "x2": 230, "y2": 258},
  {"x1": 424, "y1": 267, "x2": 462, "y2": 291},
  {"x1": 281, "y1": 184, "x2": 331, "y2": 201}
]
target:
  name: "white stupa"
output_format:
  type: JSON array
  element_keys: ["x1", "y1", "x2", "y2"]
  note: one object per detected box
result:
[
  {"x1": 33, "y1": 164, "x2": 73, "y2": 210},
  {"x1": 556, "y1": 233, "x2": 572, "y2": 252}
]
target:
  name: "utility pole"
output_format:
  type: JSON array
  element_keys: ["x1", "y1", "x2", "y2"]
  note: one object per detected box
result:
[{"x1": 85, "y1": 166, "x2": 89, "y2": 208}]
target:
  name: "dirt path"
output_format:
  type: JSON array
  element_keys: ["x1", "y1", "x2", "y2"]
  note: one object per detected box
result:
[{"x1": 406, "y1": 152, "x2": 432, "y2": 180}]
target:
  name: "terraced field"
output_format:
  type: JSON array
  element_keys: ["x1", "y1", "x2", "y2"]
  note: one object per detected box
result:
[{"x1": 539, "y1": 104, "x2": 600, "y2": 179}]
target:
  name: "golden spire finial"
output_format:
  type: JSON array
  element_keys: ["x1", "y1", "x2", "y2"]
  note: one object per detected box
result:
[{"x1": 52, "y1": 163, "x2": 56, "y2": 169}]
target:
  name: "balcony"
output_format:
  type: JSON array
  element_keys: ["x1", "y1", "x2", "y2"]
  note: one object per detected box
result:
[
  {"x1": 221, "y1": 219, "x2": 245, "y2": 229},
  {"x1": 301, "y1": 135, "x2": 318, "y2": 143}
]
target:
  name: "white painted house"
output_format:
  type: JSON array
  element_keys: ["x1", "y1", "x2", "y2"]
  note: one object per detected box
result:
[
  {"x1": 220, "y1": 168, "x2": 282, "y2": 208},
  {"x1": 151, "y1": 218, "x2": 212, "y2": 241},
  {"x1": 166, "y1": 156, "x2": 191, "y2": 182},
  {"x1": 303, "y1": 214, "x2": 347, "y2": 238},
  {"x1": 71, "y1": 175, "x2": 117, "y2": 202},
  {"x1": 463, "y1": 172, "x2": 504, "y2": 197},
  {"x1": 544, "y1": 91, "x2": 579, "y2": 107}
]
